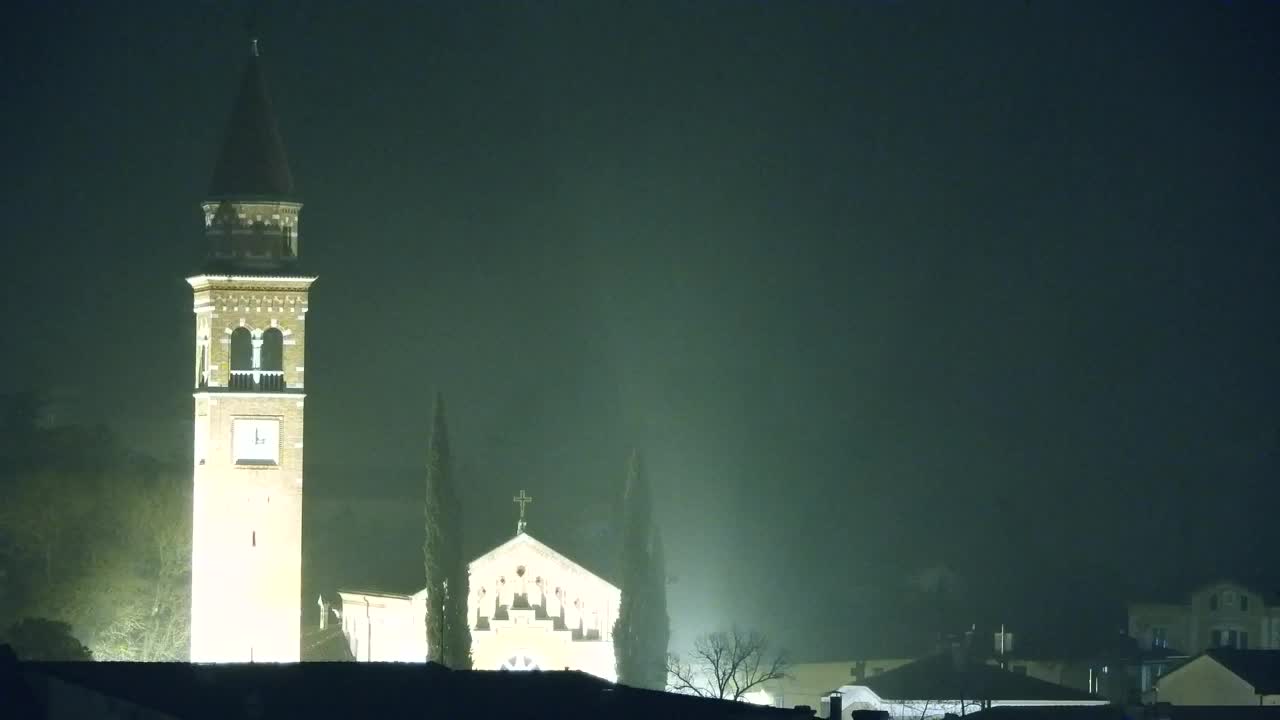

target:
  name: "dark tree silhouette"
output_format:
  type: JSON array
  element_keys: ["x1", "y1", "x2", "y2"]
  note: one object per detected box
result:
[
  {"x1": 3, "y1": 618, "x2": 92, "y2": 661},
  {"x1": 613, "y1": 449, "x2": 669, "y2": 689},
  {"x1": 422, "y1": 394, "x2": 471, "y2": 668}
]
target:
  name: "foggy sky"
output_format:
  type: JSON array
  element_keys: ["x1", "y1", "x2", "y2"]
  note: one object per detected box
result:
[{"x1": 2, "y1": 1, "x2": 1279, "y2": 660}]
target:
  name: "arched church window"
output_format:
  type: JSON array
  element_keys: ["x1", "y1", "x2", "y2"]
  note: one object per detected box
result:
[{"x1": 261, "y1": 328, "x2": 284, "y2": 371}]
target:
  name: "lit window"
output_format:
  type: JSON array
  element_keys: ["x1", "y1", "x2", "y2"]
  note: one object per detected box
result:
[
  {"x1": 1151, "y1": 627, "x2": 1168, "y2": 649},
  {"x1": 1212, "y1": 628, "x2": 1248, "y2": 649}
]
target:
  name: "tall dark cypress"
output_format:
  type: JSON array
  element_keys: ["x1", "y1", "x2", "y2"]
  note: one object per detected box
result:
[
  {"x1": 648, "y1": 525, "x2": 671, "y2": 688},
  {"x1": 442, "y1": 474, "x2": 472, "y2": 669},
  {"x1": 423, "y1": 393, "x2": 469, "y2": 666},
  {"x1": 613, "y1": 449, "x2": 669, "y2": 689}
]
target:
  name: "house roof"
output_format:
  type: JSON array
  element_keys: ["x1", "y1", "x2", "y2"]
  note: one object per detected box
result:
[
  {"x1": 861, "y1": 653, "x2": 1100, "y2": 702},
  {"x1": 1204, "y1": 649, "x2": 1280, "y2": 695},
  {"x1": 208, "y1": 44, "x2": 294, "y2": 199},
  {"x1": 1128, "y1": 579, "x2": 1280, "y2": 608},
  {"x1": 11, "y1": 658, "x2": 812, "y2": 720}
]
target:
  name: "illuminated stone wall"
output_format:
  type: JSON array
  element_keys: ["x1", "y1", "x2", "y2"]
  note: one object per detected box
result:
[
  {"x1": 337, "y1": 591, "x2": 426, "y2": 662},
  {"x1": 339, "y1": 533, "x2": 620, "y2": 681},
  {"x1": 189, "y1": 274, "x2": 315, "y2": 663},
  {"x1": 469, "y1": 532, "x2": 619, "y2": 680}
]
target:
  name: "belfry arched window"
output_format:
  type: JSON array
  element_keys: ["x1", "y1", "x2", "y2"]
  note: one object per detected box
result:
[
  {"x1": 261, "y1": 328, "x2": 283, "y2": 371},
  {"x1": 197, "y1": 344, "x2": 208, "y2": 388},
  {"x1": 260, "y1": 327, "x2": 285, "y2": 391},
  {"x1": 229, "y1": 328, "x2": 253, "y2": 391},
  {"x1": 230, "y1": 327, "x2": 252, "y2": 370}
]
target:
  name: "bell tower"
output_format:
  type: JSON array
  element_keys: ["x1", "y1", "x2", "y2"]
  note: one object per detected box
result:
[{"x1": 188, "y1": 40, "x2": 313, "y2": 663}]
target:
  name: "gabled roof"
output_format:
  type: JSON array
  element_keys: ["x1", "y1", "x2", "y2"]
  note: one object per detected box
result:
[
  {"x1": 471, "y1": 532, "x2": 618, "y2": 593},
  {"x1": 338, "y1": 532, "x2": 618, "y2": 600},
  {"x1": 208, "y1": 45, "x2": 294, "y2": 199},
  {"x1": 1129, "y1": 579, "x2": 1280, "y2": 608},
  {"x1": 861, "y1": 653, "x2": 1100, "y2": 702},
  {"x1": 1203, "y1": 649, "x2": 1280, "y2": 695}
]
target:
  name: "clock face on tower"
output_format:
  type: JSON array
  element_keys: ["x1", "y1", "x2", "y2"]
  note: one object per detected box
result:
[{"x1": 233, "y1": 418, "x2": 280, "y2": 466}]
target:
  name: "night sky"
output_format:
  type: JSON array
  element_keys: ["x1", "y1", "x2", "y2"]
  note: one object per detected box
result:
[{"x1": 3, "y1": 1, "x2": 1279, "y2": 660}]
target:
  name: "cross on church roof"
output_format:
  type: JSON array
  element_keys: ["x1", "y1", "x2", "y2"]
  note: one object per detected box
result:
[{"x1": 512, "y1": 490, "x2": 532, "y2": 535}]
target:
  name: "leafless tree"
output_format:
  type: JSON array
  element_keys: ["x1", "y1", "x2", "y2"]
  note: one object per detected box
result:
[{"x1": 666, "y1": 627, "x2": 789, "y2": 702}]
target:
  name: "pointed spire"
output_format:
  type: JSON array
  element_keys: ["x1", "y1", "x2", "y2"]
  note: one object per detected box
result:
[{"x1": 208, "y1": 40, "x2": 294, "y2": 198}]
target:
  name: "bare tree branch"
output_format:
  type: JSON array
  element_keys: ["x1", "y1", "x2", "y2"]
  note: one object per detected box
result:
[{"x1": 666, "y1": 627, "x2": 790, "y2": 702}]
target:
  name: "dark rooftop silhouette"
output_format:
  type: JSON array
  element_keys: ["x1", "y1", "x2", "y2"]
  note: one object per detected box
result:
[
  {"x1": 6, "y1": 651, "x2": 815, "y2": 720},
  {"x1": 861, "y1": 653, "x2": 1101, "y2": 702},
  {"x1": 967, "y1": 706, "x2": 1280, "y2": 720}
]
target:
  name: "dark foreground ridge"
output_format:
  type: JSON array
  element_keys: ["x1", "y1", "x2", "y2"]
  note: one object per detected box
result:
[{"x1": 1, "y1": 645, "x2": 813, "y2": 720}]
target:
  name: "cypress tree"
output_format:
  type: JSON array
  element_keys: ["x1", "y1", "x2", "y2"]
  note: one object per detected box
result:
[
  {"x1": 442, "y1": 474, "x2": 472, "y2": 669},
  {"x1": 422, "y1": 393, "x2": 470, "y2": 666},
  {"x1": 648, "y1": 526, "x2": 671, "y2": 689},
  {"x1": 613, "y1": 449, "x2": 669, "y2": 689}
]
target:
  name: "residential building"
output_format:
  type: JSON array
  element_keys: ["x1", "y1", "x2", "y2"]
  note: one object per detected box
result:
[{"x1": 1129, "y1": 582, "x2": 1280, "y2": 656}]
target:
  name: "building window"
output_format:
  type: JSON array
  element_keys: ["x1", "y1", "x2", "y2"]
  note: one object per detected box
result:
[
  {"x1": 1213, "y1": 628, "x2": 1248, "y2": 649},
  {"x1": 1241, "y1": 595, "x2": 1249, "y2": 612},
  {"x1": 1210, "y1": 594, "x2": 1220, "y2": 611},
  {"x1": 1151, "y1": 627, "x2": 1168, "y2": 649},
  {"x1": 230, "y1": 327, "x2": 252, "y2": 371},
  {"x1": 261, "y1": 328, "x2": 284, "y2": 371}
]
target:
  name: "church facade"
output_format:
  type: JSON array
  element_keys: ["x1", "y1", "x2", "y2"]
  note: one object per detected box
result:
[
  {"x1": 339, "y1": 526, "x2": 620, "y2": 681},
  {"x1": 188, "y1": 41, "x2": 313, "y2": 663}
]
